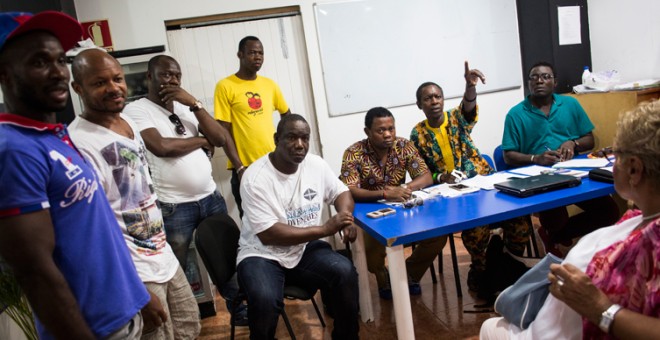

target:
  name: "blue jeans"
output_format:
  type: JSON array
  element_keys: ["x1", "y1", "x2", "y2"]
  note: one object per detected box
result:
[
  {"x1": 160, "y1": 190, "x2": 228, "y2": 269},
  {"x1": 237, "y1": 240, "x2": 359, "y2": 340}
]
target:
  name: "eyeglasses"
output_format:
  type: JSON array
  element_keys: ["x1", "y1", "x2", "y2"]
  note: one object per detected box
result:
[
  {"x1": 528, "y1": 73, "x2": 554, "y2": 81},
  {"x1": 168, "y1": 114, "x2": 186, "y2": 135}
]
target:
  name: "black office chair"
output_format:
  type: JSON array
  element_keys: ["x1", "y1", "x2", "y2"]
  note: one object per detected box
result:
[{"x1": 195, "y1": 213, "x2": 325, "y2": 340}]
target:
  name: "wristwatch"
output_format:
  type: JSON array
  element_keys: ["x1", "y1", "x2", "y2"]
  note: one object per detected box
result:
[
  {"x1": 599, "y1": 304, "x2": 622, "y2": 334},
  {"x1": 573, "y1": 139, "x2": 580, "y2": 151},
  {"x1": 189, "y1": 100, "x2": 203, "y2": 112}
]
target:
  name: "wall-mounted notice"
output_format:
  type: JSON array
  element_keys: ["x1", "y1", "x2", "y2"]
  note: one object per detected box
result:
[{"x1": 558, "y1": 6, "x2": 582, "y2": 46}]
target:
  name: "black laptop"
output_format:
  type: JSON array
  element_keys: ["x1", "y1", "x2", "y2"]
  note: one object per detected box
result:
[{"x1": 494, "y1": 174, "x2": 581, "y2": 197}]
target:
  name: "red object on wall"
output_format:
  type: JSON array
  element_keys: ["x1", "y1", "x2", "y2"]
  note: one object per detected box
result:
[{"x1": 81, "y1": 20, "x2": 114, "y2": 51}]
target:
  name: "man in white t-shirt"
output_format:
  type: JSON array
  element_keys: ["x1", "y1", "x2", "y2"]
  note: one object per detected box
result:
[
  {"x1": 69, "y1": 49, "x2": 200, "y2": 339},
  {"x1": 124, "y1": 55, "x2": 247, "y2": 323},
  {"x1": 237, "y1": 114, "x2": 359, "y2": 339}
]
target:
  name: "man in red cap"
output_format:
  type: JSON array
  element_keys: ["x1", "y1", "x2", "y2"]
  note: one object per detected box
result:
[{"x1": 0, "y1": 11, "x2": 151, "y2": 339}]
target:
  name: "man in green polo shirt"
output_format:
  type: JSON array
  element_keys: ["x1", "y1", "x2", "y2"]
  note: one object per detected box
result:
[{"x1": 502, "y1": 61, "x2": 619, "y2": 256}]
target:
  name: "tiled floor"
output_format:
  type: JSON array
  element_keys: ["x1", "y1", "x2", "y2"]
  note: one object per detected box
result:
[{"x1": 198, "y1": 234, "x2": 508, "y2": 340}]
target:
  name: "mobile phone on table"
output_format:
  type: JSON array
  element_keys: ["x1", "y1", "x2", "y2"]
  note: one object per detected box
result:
[{"x1": 366, "y1": 207, "x2": 396, "y2": 218}]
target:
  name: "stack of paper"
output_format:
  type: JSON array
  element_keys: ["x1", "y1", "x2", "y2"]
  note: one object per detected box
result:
[
  {"x1": 613, "y1": 79, "x2": 660, "y2": 91},
  {"x1": 507, "y1": 165, "x2": 553, "y2": 176},
  {"x1": 463, "y1": 173, "x2": 525, "y2": 190},
  {"x1": 552, "y1": 158, "x2": 610, "y2": 169},
  {"x1": 504, "y1": 164, "x2": 588, "y2": 179},
  {"x1": 420, "y1": 183, "x2": 480, "y2": 198}
]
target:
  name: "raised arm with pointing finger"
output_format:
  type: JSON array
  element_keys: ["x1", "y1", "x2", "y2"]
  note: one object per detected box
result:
[{"x1": 462, "y1": 60, "x2": 486, "y2": 116}]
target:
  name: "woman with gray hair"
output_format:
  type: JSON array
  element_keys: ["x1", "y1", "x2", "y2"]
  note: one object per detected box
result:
[{"x1": 480, "y1": 99, "x2": 660, "y2": 339}]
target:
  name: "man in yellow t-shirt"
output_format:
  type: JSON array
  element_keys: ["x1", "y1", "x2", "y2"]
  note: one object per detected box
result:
[{"x1": 214, "y1": 36, "x2": 290, "y2": 216}]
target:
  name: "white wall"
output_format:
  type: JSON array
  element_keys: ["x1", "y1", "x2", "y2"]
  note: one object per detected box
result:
[
  {"x1": 72, "y1": 0, "x2": 524, "y2": 174},
  {"x1": 72, "y1": 0, "x2": 659, "y2": 174},
  {"x1": 588, "y1": 0, "x2": 660, "y2": 82}
]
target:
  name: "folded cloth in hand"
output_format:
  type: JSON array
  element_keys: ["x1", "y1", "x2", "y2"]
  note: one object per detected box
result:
[{"x1": 494, "y1": 253, "x2": 562, "y2": 330}]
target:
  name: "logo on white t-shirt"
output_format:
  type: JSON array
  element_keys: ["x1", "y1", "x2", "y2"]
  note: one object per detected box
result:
[{"x1": 303, "y1": 188, "x2": 317, "y2": 201}]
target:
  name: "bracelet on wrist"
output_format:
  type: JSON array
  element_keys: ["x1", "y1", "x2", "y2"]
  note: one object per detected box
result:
[
  {"x1": 236, "y1": 165, "x2": 246, "y2": 174},
  {"x1": 382, "y1": 190, "x2": 387, "y2": 200},
  {"x1": 432, "y1": 172, "x2": 438, "y2": 184},
  {"x1": 463, "y1": 95, "x2": 477, "y2": 103},
  {"x1": 530, "y1": 154, "x2": 535, "y2": 163}
]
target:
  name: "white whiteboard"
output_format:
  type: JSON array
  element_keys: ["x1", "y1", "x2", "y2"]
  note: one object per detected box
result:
[{"x1": 314, "y1": 0, "x2": 522, "y2": 116}]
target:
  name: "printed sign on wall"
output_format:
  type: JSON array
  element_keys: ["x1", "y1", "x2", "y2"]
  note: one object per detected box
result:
[{"x1": 81, "y1": 20, "x2": 114, "y2": 51}]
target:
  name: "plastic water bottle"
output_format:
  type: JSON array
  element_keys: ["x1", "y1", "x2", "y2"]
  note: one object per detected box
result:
[{"x1": 581, "y1": 66, "x2": 591, "y2": 85}]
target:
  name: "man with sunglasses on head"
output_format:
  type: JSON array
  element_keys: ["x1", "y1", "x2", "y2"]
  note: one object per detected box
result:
[
  {"x1": 501, "y1": 61, "x2": 619, "y2": 256},
  {"x1": 124, "y1": 55, "x2": 247, "y2": 324}
]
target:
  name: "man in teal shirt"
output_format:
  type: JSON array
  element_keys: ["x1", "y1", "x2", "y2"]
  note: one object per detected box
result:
[{"x1": 502, "y1": 61, "x2": 619, "y2": 256}]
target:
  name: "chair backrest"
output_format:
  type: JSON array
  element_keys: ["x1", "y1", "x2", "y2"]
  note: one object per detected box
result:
[
  {"x1": 482, "y1": 154, "x2": 495, "y2": 170},
  {"x1": 494, "y1": 145, "x2": 509, "y2": 171},
  {"x1": 195, "y1": 213, "x2": 240, "y2": 287}
]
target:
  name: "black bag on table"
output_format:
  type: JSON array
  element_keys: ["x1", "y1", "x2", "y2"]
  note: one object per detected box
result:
[{"x1": 589, "y1": 168, "x2": 614, "y2": 183}]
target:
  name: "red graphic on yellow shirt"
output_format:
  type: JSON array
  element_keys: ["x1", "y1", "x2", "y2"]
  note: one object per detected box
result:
[{"x1": 246, "y1": 92, "x2": 262, "y2": 110}]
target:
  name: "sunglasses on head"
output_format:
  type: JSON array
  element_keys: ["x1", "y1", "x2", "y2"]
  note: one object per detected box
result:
[{"x1": 168, "y1": 114, "x2": 186, "y2": 135}]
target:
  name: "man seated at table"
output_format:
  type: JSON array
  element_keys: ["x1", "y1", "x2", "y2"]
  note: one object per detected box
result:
[
  {"x1": 237, "y1": 114, "x2": 359, "y2": 339},
  {"x1": 411, "y1": 61, "x2": 531, "y2": 294},
  {"x1": 502, "y1": 61, "x2": 619, "y2": 256},
  {"x1": 340, "y1": 106, "x2": 439, "y2": 300}
]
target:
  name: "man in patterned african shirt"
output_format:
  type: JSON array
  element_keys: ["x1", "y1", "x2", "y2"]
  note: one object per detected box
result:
[
  {"x1": 410, "y1": 62, "x2": 531, "y2": 294},
  {"x1": 340, "y1": 106, "x2": 441, "y2": 300}
]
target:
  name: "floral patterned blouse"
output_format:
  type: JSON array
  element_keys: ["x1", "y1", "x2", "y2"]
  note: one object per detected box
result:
[
  {"x1": 410, "y1": 104, "x2": 493, "y2": 179},
  {"x1": 339, "y1": 137, "x2": 428, "y2": 190},
  {"x1": 583, "y1": 209, "x2": 660, "y2": 339}
]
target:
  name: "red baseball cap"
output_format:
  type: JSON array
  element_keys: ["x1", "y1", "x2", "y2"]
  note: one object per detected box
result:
[{"x1": 0, "y1": 11, "x2": 83, "y2": 51}]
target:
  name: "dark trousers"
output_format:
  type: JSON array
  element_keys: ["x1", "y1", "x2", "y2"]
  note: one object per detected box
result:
[
  {"x1": 539, "y1": 195, "x2": 620, "y2": 243},
  {"x1": 231, "y1": 169, "x2": 244, "y2": 218},
  {"x1": 237, "y1": 240, "x2": 359, "y2": 340}
]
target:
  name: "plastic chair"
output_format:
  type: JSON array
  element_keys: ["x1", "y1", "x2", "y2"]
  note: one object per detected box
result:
[
  {"x1": 482, "y1": 154, "x2": 495, "y2": 170},
  {"x1": 494, "y1": 145, "x2": 509, "y2": 171},
  {"x1": 195, "y1": 213, "x2": 325, "y2": 340}
]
